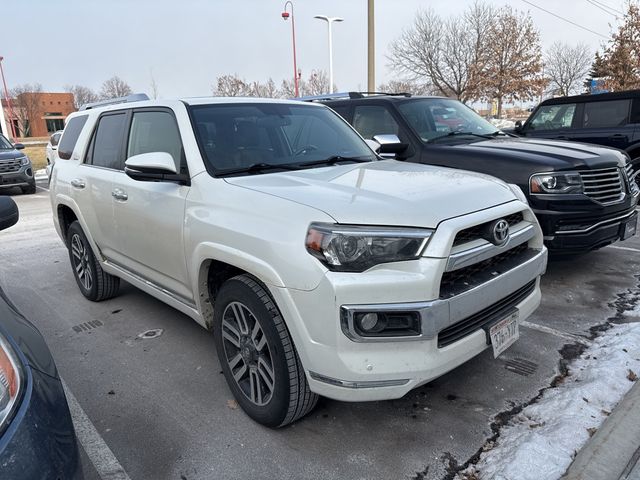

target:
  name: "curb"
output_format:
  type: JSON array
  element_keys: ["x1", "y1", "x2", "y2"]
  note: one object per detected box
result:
[{"x1": 562, "y1": 380, "x2": 640, "y2": 480}]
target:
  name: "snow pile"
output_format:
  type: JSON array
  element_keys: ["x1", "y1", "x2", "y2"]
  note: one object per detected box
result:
[
  {"x1": 489, "y1": 118, "x2": 516, "y2": 130},
  {"x1": 459, "y1": 321, "x2": 640, "y2": 480}
]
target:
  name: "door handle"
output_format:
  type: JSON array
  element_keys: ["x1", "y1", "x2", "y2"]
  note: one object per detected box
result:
[
  {"x1": 70, "y1": 179, "x2": 86, "y2": 189},
  {"x1": 111, "y1": 188, "x2": 128, "y2": 201}
]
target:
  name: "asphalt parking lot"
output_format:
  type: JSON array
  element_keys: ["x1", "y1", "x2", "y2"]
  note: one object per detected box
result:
[{"x1": 1, "y1": 181, "x2": 640, "y2": 480}]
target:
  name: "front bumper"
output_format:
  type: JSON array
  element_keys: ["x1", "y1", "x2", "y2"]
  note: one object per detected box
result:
[
  {"x1": 271, "y1": 247, "x2": 547, "y2": 402},
  {"x1": 0, "y1": 367, "x2": 82, "y2": 479},
  {"x1": 0, "y1": 165, "x2": 34, "y2": 189}
]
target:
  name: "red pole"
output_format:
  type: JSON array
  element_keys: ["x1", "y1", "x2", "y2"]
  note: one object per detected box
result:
[
  {"x1": 0, "y1": 57, "x2": 17, "y2": 139},
  {"x1": 283, "y1": 1, "x2": 299, "y2": 97}
]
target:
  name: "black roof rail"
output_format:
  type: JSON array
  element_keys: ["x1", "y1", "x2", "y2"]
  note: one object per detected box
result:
[
  {"x1": 296, "y1": 91, "x2": 412, "y2": 102},
  {"x1": 80, "y1": 93, "x2": 150, "y2": 111}
]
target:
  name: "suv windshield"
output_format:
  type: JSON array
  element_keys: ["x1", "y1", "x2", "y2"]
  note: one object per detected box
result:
[
  {"x1": 0, "y1": 135, "x2": 14, "y2": 150},
  {"x1": 397, "y1": 98, "x2": 499, "y2": 142},
  {"x1": 190, "y1": 103, "x2": 376, "y2": 176}
]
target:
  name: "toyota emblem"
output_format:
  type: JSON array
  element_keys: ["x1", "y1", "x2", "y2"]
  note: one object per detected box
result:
[{"x1": 491, "y1": 219, "x2": 510, "y2": 246}]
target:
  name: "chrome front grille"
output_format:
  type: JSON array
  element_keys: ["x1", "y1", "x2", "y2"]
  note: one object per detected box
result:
[
  {"x1": 625, "y1": 163, "x2": 640, "y2": 196},
  {"x1": 0, "y1": 159, "x2": 21, "y2": 174},
  {"x1": 579, "y1": 167, "x2": 624, "y2": 204}
]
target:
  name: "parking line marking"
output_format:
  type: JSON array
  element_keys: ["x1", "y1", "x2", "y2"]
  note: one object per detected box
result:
[
  {"x1": 62, "y1": 380, "x2": 131, "y2": 480},
  {"x1": 607, "y1": 245, "x2": 640, "y2": 253},
  {"x1": 520, "y1": 320, "x2": 591, "y2": 346}
]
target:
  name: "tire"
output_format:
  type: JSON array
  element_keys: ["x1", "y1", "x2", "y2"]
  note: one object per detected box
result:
[
  {"x1": 21, "y1": 183, "x2": 36, "y2": 195},
  {"x1": 213, "y1": 274, "x2": 318, "y2": 428},
  {"x1": 66, "y1": 221, "x2": 120, "y2": 301}
]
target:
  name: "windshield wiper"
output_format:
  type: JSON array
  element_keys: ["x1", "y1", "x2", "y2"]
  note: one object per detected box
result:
[
  {"x1": 294, "y1": 156, "x2": 372, "y2": 168},
  {"x1": 216, "y1": 162, "x2": 303, "y2": 177},
  {"x1": 429, "y1": 131, "x2": 495, "y2": 142}
]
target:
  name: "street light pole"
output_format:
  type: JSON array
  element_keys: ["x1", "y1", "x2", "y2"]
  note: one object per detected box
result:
[
  {"x1": 0, "y1": 57, "x2": 16, "y2": 139},
  {"x1": 367, "y1": 0, "x2": 375, "y2": 92},
  {"x1": 314, "y1": 15, "x2": 344, "y2": 94},
  {"x1": 282, "y1": 1, "x2": 299, "y2": 97}
]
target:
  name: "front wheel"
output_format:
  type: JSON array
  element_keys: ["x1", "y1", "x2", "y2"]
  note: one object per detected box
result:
[
  {"x1": 66, "y1": 221, "x2": 120, "y2": 301},
  {"x1": 213, "y1": 275, "x2": 318, "y2": 427}
]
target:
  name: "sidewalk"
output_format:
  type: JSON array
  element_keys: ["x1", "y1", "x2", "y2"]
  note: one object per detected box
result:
[{"x1": 562, "y1": 380, "x2": 640, "y2": 480}]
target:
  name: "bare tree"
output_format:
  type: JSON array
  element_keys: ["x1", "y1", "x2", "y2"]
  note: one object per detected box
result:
[
  {"x1": 377, "y1": 80, "x2": 434, "y2": 96},
  {"x1": 306, "y1": 70, "x2": 333, "y2": 96},
  {"x1": 280, "y1": 79, "x2": 297, "y2": 98},
  {"x1": 100, "y1": 76, "x2": 133, "y2": 99},
  {"x1": 544, "y1": 42, "x2": 592, "y2": 96},
  {"x1": 149, "y1": 71, "x2": 159, "y2": 100},
  {"x1": 249, "y1": 78, "x2": 280, "y2": 98},
  {"x1": 9, "y1": 83, "x2": 43, "y2": 137},
  {"x1": 478, "y1": 6, "x2": 546, "y2": 117},
  {"x1": 64, "y1": 84, "x2": 99, "y2": 109},
  {"x1": 213, "y1": 74, "x2": 252, "y2": 96},
  {"x1": 387, "y1": 3, "x2": 495, "y2": 101}
]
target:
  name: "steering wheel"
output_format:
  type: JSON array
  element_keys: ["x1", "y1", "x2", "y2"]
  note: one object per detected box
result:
[{"x1": 294, "y1": 144, "x2": 319, "y2": 156}]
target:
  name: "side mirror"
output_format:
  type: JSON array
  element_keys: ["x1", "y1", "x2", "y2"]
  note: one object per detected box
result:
[
  {"x1": 515, "y1": 120, "x2": 522, "y2": 128},
  {"x1": 0, "y1": 197, "x2": 19, "y2": 231},
  {"x1": 124, "y1": 152, "x2": 190, "y2": 185},
  {"x1": 372, "y1": 134, "x2": 409, "y2": 158},
  {"x1": 13, "y1": 143, "x2": 24, "y2": 150}
]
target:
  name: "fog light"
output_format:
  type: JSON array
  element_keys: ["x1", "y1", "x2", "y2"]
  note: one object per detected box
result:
[{"x1": 358, "y1": 313, "x2": 381, "y2": 332}]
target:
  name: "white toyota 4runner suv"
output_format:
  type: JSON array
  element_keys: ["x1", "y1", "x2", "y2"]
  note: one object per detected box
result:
[{"x1": 50, "y1": 95, "x2": 547, "y2": 427}]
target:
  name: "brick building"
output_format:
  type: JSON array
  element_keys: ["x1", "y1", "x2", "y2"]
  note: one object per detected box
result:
[{"x1": 1, "y1": 92, "x2": 76, "y2": 138}]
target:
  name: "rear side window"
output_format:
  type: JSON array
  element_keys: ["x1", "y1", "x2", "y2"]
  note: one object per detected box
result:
[
  {"x1": 127, "y1": 111, "x2": 184, "y2": 172},
  {"x1": 88, "y1": 113, "x2": 127, "y2": 170},
  {"x1": 583, "y1": 100, "x2": 631, "y2": 128},
  {"x1": 527, "y1": 104, "x2": 576, "y2": 131},
  {"x1": 58, "y1": 115, "x2": 88, "y2": 160}
]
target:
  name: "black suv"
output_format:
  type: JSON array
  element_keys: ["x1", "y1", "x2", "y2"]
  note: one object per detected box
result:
[
  {"x1": 308, "y1": 92, "x2": 639, "y2": 254},
  {"x1": 514, "y1": 90, "x2": 640, "y2": 177},
  {"x1": 0, "y1": 133, "x2": 36, "y2": 194}
]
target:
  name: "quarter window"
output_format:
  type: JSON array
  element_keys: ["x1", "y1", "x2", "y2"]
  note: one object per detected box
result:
[
  {"x1": 127, "y1": 111, "x2": 184, "y2": 171},
  {"x1": 58, "y1": 115, "x2": 88, "y2": 160},
  {"x1": 583, "y1": 100, "x2": 631, "y2": 128},
  {"x1": 89, "y1": 113, "x2": 127, "y2": 170}
]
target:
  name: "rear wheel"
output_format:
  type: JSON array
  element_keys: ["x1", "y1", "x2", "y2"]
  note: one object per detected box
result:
[
  {"x1": 66, "y1": 221, "x2": 119, "y2": 301},
  {"x1": 213, "y1": 274, "x2": 318, "y2": 427}
]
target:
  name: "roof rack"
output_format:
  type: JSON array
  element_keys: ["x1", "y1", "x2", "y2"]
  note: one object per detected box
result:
[
  {"x1": 80, "y1": 93, "x2": 150, "y2": 111},
  {"x1": 297, "y1": 91, "x2": 412, "y2": 102}
]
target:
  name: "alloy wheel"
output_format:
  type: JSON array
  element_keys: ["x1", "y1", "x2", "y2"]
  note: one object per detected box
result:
[
  {"x1": 70, "y1": 233, "x2": 93, "y2": 291},
  {"x1": 221, "y1": 301, "x2": 275, "y2": 406}
]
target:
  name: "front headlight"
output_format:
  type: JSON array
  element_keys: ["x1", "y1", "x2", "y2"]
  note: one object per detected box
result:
[
  {"x1": 18, "y1": 156, "x2": 30, "y2": 166},
  {"x1": 0, "y1": 332, "x2": 23, "y2": 432},
  {"x1": 530, "y1": 172, "x2": 583, "y2": 194},
  {"x1": 305, "y1": 223, "x2": 433, "y2": 272}
]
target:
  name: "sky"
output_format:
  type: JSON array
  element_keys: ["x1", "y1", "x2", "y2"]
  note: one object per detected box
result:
[{"x1": 1, "y1": 0, "x2": 627, "y2": 98}]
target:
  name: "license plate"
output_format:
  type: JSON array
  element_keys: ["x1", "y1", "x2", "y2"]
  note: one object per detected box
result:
[
  {"x1": 621, "y1": 216, "x2": 637, "y2": 240},
  {"x1": 489, "y1": 311, "x2": 519, "y2": 358}
]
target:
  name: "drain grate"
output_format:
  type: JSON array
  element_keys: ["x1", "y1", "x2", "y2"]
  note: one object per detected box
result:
[
  {"x1": 504, "y1": 357, "x2": 538, "y2": 376},
  {"x1": 72, "y1": 320, "x2": 104, "y2": 333}
]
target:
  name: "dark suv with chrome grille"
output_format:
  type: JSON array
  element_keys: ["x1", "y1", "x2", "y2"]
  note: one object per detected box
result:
[
  {"x1": 308, "y1": 93, "x2": 640, "y2": 254},
  {"x1": 0, "y1": 134, "x2": 36, "y2": 194}
]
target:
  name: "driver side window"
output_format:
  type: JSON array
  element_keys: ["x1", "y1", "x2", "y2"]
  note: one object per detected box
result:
[
  {"x1": 528, "y1": 104, "x2": 576, "y2": 131},
  {"x1": 352, "y1": 105, "x2": 400, "y2": 139}
]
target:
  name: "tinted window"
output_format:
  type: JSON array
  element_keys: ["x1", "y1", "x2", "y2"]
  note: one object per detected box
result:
[
  {"x1": 90, "y1": 113, "x2": 127, "y2": 170},
  {"x1": 583, "y1": 100, "x2": 630, "y2": 128},
  {"x1": 397, "y1": 98, "x2": 497, "y2": 141},
  {"x1": 190, "y1": 103, "x2": 374, "y2": 173},
  {"x1": 127, "y1": 111, "x2": 183, "y2": 171},
  {"x1": 352, "y1": 105, "x2": 400, "y2": 139},
  {"x1": 58, "y1": 115, "x2": 88, "y2": 160},
  {"x1": 328, "y1": 105, "x2": 349, "y2": 120},
  {"x1": 527, "y1": 104, "x2": 576, "y2": 131}
]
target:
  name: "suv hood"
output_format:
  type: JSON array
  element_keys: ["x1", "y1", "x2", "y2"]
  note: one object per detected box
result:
[
  {"x1": 0, "y1": 150, "x2": 22, "y2": 161},
  {"x1": 449, "y1": 137, "x2": 627, "y2": 170},
  {"x1": 224, "y1": 160, "x2": 516, "y2": 227}
]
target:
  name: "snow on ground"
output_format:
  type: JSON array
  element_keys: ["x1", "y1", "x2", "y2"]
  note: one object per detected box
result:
[
  {"x1": 458, "y1": 317, "x2": 640, "y2": 480},
  {"x1": 489, "y1": 118, "x2": 516, "y2": 130}
]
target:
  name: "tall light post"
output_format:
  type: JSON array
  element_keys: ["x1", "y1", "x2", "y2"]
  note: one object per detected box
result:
[
  {"x1": 314, "y1": 15, "x2": 343, "y2": 93},
  {"x1": 0, "y1": 57, "x2": 16, "y2": 139},
  {"x1": 282, "y1": 1, "x2": 299, "y2": 97}
]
